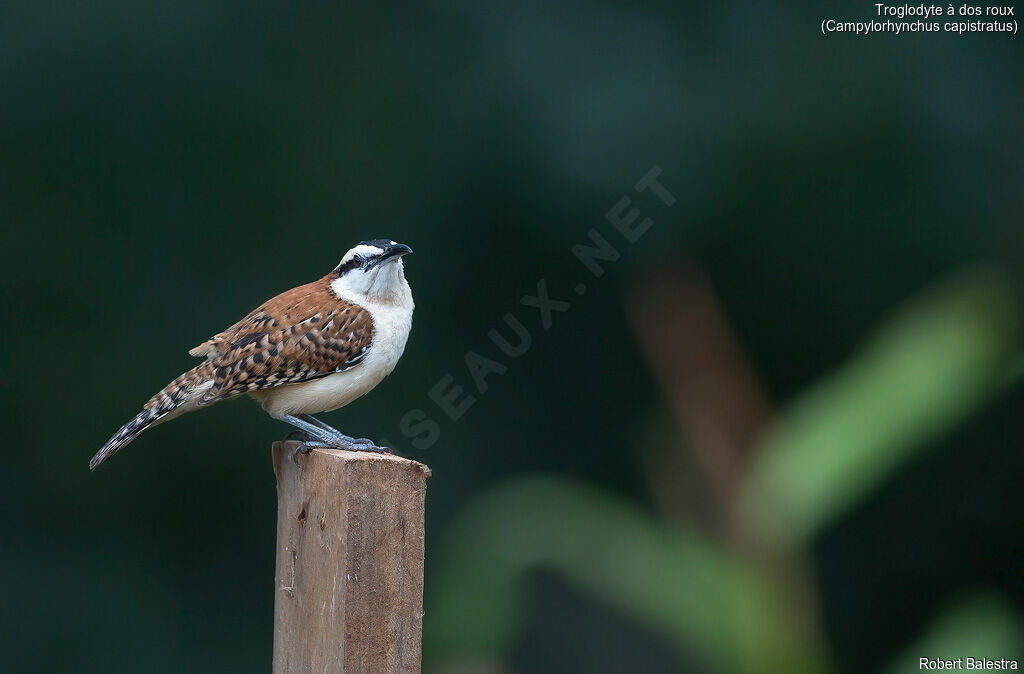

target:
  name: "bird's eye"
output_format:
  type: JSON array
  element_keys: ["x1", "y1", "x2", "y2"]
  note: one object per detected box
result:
[{"x1": 353, "y1": 258, "x2": 362, "y2": 267}]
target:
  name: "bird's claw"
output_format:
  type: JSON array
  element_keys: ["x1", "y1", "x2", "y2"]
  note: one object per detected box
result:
[
  {"x1": 353, "y1": 438, "x2": 393, "y2": 453},
  {"x1": 291, "y1": 440, "x2": 331, "y2": 466},
  {"x1": 288, "y1": 436, "x2": 393, "y2": 468}
]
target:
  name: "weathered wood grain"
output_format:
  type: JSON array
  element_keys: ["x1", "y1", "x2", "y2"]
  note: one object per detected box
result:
[{"x1": 272, "y1": 441, "x2": 430, "y2": 674}]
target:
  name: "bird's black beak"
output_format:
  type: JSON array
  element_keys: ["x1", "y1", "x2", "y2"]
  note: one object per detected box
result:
[
  {"x1": 387, "y1": 241, "x2": 411, "y2": 257},
  {"x1": 384, "y1": 243, "x2": 413, "y2": 260},
  {"x1": 366, "y1": 243, "x2": 413, "y2": 270}
]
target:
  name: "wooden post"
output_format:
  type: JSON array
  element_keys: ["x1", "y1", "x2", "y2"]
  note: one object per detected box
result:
[{"x1": 272, "y1": 441, "x2": 430, "y2": 674}]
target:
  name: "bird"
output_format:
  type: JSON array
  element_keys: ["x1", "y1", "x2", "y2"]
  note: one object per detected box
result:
[{"x1": 90, "y1": 239, "x2": 414, "y2": 471}]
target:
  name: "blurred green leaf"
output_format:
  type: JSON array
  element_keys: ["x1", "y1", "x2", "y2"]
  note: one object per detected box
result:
[
  {"x1": 884, "y1": 594, "x2": 1024, "y2": 673},
  {"x1": 425, "y1": 476, "x2": 831, "y2": 674},
  {"x1": 739, "y1": 268, "x2": 1022, "y2": 544}
]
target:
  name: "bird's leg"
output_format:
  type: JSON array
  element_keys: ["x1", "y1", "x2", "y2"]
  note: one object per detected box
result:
[
  {"x1": 280, "y1": 415, "x2": 335, "y2": 443},
  {"x1": 281, "y1": 414, "x2": 389, "y2": 453},
  {"x1": 295, "y1": 414, "x2": 384, "y2": 450},
  {"x1": 294, "y1": 413, "x2": 362, "y2": 443}
]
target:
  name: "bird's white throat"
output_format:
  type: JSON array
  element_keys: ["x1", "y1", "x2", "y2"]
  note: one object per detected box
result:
[{"x1": 330, "y1": 258, "x2": 412, "y2": 307}]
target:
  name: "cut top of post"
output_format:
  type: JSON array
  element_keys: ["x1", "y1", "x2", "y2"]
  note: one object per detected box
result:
[{"x1": 272, "y1": 443, "x2": 432, "y2": 483}]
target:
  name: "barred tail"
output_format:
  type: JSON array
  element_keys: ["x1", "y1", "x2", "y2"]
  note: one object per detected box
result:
[
  {"x1": 89, "y1": 408, "x2": 165, "y2": 471},
  {"x1": 90, "y1": 362, "x2": 215, "y2": 471}
]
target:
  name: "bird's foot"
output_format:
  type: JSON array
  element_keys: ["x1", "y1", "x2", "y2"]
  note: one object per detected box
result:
[
  {"x1": 284, "y1": 430, "x2": 310, "y2": 442},
  {"x1": 331, "y1": 436, "x2": 391, "y2": 453},
  {"x1": 291, "y1": 439, "x2": 335, "y2": 466},
  {"x1": 356, "y1": 439, "x2": 392, "y2": 454},
  {"x1": 316, "y1": 431, "x2": 389, "y2": 453},
  {"x1": 289, "y1": 438, "x2": 391, "y2": 466},
  {"x1": 281, "y1": 414, "x2": 392, "y2": 457}
]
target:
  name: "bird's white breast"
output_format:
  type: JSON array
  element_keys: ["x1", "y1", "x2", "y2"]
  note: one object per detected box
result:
[{"x1": 253, "y1": 271, "x2": 414, "y2": 418}]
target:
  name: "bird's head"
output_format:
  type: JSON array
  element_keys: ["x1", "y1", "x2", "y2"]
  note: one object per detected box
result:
[{"x1": 330, "y1": 239, "x2": 413, "y2": 303}]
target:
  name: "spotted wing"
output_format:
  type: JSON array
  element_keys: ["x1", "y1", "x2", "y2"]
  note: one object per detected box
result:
[{"x1": 192, "y1": 279, "x2": 374, "y2": 403}]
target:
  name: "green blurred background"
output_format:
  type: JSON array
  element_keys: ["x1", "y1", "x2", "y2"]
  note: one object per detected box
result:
[{"x1": 2, "y1": 2, "x2": 1022, "y2": 672}]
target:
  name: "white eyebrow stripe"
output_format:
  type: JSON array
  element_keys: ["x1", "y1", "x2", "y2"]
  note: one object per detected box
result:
[{"x1": 340, "y1": 244, "x2": 385, "y2": 264}]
